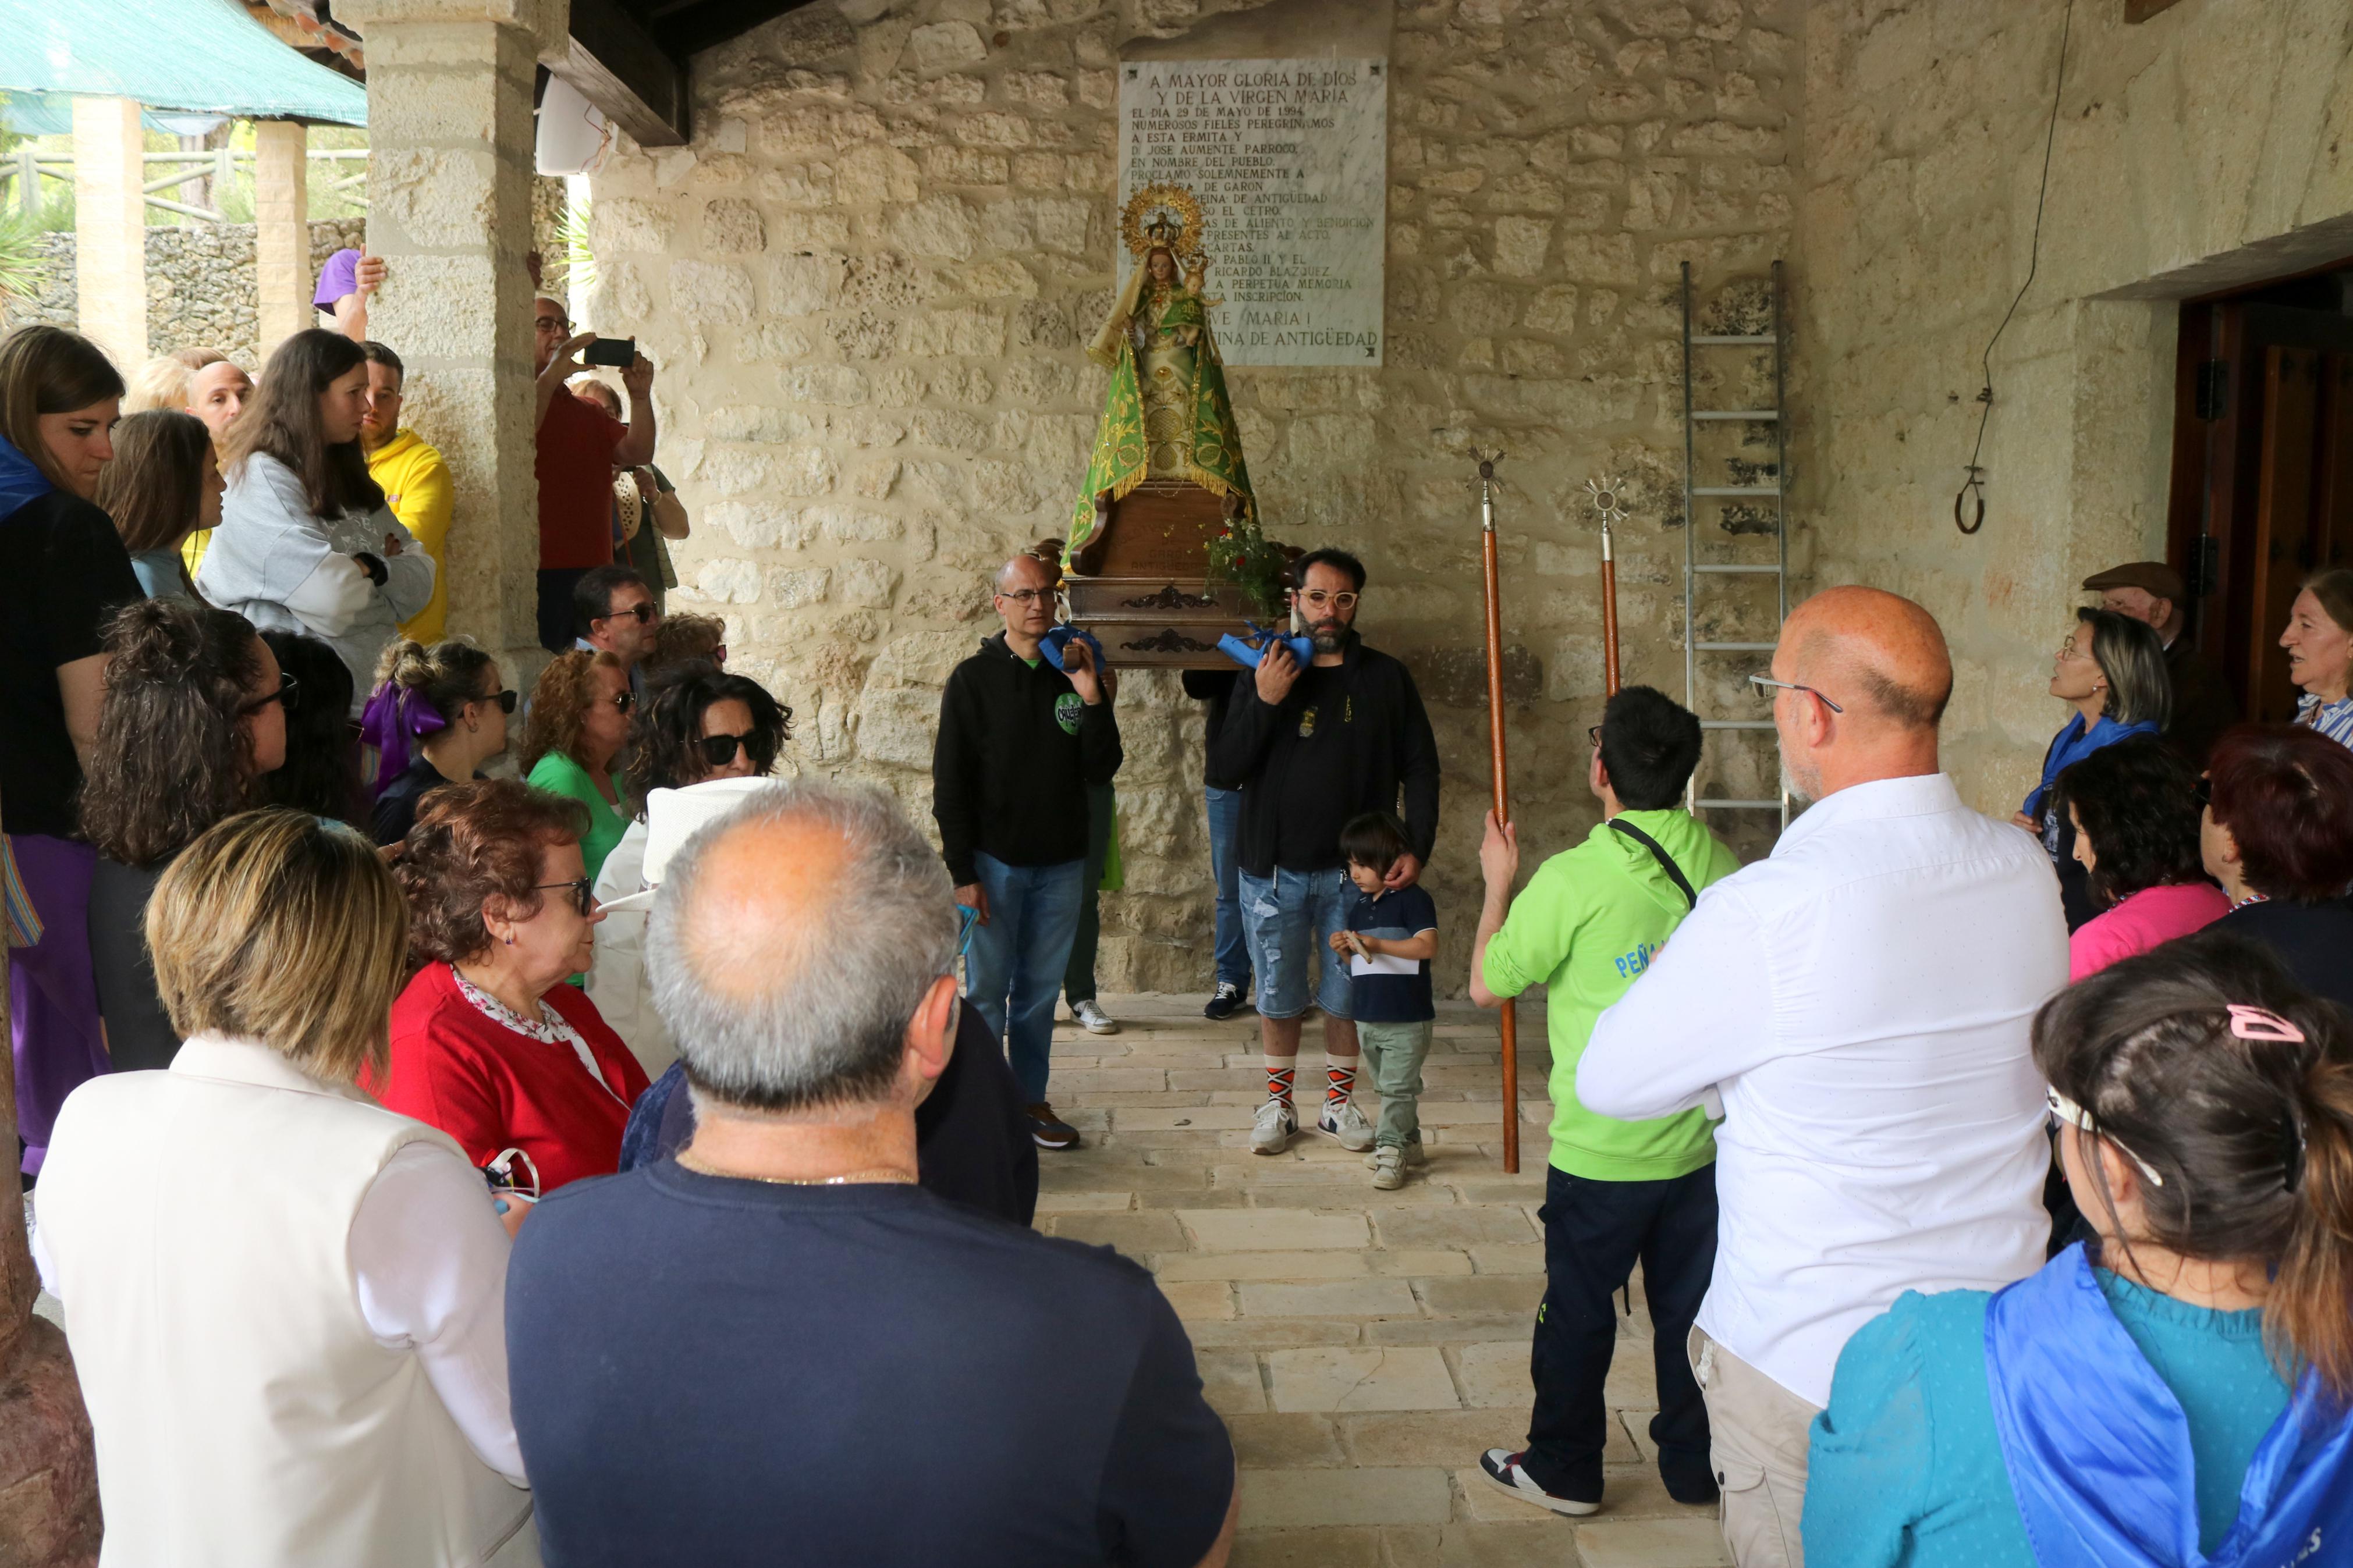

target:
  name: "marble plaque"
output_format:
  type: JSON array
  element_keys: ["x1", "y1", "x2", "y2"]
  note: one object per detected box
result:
[{"x1": 1118, "y1": 58, "x2": 1387, "y2": 368}]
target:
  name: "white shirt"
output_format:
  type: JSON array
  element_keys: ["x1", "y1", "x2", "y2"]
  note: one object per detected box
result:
[
  {"x1": 34, "y1": 1136, "x2": 526, "y2": 1487},
  {"x1": 1577, "y1": 773, "x2": 2068, "y2": 1407}
]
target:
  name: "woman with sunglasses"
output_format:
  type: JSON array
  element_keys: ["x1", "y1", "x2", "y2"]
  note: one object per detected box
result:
[
  {"x1": 587, "y1": 660, "x2": 790, "y2": 1075},
  {"x1": 520, "y1": 648, "x2": 633, "y2": 884},
  {"x1": 80, "y1": 599, "x2": 288, "y2": 1071},
  {"x1": 1805, "y1": 931, "x2": 2353, "y2": 1566},
  {"x1": 364, "y1": 638, "x2": 515, "y2": 845},
  {"x1": 252, "y1": 629, "x2": 364, "y2": 824},
  {"x1": 378, "y1": 778, "x2": 650, "y2": 1196}
]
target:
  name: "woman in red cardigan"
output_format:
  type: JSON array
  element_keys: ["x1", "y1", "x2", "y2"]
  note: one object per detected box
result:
[{"x1": 376, "y1": 778, "x2": 650, "y2": 1195}]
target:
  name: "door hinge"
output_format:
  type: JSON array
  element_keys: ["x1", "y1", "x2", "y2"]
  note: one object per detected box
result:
[{"x1": 2194, "y1": 360, "x2": 2229, "y2": 421}]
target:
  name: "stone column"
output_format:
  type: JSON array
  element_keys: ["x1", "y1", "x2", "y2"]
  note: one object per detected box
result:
[
  {"x1": 253, "y1": 119, "x2": 311, "y2": 363},
  {"x1": 338, "y1": 0, "x2": 566, "y2": 680},
  {"x1": 70, "y1": 95, "x2": 145, "y2": 372}
]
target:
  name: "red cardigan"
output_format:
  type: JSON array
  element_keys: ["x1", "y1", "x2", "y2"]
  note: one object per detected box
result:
[{"x1": 375, "y1": 962, "x2": 652, "y2": 1196}]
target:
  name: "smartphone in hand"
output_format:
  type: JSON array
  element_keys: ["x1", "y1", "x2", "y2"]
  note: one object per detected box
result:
[{"x1": 583, "y1": 336, "x2": 637, "y2": 368}]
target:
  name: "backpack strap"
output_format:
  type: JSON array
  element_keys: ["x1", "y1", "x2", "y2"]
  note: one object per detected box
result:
[{"x1": 1608, "y1": 818, "x2": 1697, "y2": 911}]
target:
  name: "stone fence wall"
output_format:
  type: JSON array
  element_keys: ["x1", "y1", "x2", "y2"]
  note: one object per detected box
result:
[{"x1": 1, "y1": 220, "x2": 367, "y2": 368}]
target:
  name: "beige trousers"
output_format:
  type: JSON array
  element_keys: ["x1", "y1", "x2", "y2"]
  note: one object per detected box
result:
[{"x1": 1687, "y1": 1327, "x2": 1822, "y2": 1568}]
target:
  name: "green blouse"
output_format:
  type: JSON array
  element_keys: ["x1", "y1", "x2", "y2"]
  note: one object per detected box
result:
[{"x1": 526, "y1": 750, "x2": 629, "y2": 888}]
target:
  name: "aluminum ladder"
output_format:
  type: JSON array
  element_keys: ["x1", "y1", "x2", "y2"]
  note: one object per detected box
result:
[{"x1": 1680, "y1": 259, "x2": 1789, "y2": 831}]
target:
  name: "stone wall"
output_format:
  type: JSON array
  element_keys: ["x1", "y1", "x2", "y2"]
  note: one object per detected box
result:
[
  {"x1": 1790, "y1": 0, "x2": 2353, "y2": 813},
  {"x1": 1, "y1": 219, "x2": 368, "y2": 367},
  {"x1": 587, "y1": 0, "x2": 1800, "y2": 993}
]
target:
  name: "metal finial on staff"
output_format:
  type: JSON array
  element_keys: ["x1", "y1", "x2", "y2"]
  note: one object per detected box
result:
[
  {"x1": 1587, "y1": 478, "x2": 1630, "y2": 696},
  {"x1": 1474, "y1": 449, "x2": 1520, "y2": 1175}
]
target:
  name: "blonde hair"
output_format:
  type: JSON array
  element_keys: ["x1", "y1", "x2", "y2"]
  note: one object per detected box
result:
[
  {"x1": 147, "y1": 809, "x2": 409, "y2": 1085},
  {"x1": 123, "y1": 348, "x2": 227, "y2": 415}
]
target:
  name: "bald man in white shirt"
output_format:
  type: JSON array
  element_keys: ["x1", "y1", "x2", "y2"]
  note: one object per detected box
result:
[{"x1": 1577, "y1": 587, "x2": 2067, "y2": 1568}]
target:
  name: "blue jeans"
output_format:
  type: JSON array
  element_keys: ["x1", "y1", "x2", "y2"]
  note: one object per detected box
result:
[
  {"x1": 965, "y1": 853, "x2": 1086, "y2": 1103},
  {"x1": 1205, "y1": 786, "x2": 1251, "y2": 989},
  {"x1": 1237, "y1": 866, "x2": 1354, "y2": 1021}
]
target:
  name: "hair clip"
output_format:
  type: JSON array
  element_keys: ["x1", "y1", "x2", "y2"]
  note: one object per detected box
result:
[{"x1": 2227, "y1": 1005, "x2": 2305, "y2": 1044}]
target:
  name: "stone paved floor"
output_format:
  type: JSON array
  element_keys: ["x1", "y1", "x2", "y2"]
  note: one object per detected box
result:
[{"x1": 1041, "y1": 994, "x2": 1724, "y2": 1568}]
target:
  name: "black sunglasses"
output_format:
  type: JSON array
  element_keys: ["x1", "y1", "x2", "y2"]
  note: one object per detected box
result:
[
  {"x1": 483, "y1": 688, "x2": 517, "y2": 714},
  {"x1": 240, "y1": 671, "x2": 300, "y2": 715},
  {"x1": 535, "y1": 878, "x2": 597, "y2": 917},
  {"x1": 609, "y1": 689, "x2": 637, "y2": 714},
  {"x1": 697, "y1": 731, "x2": 759, "y2": 768},
  {"x1": 599, "y1": 603, "x2": 655, "y2": 625},
  {"x1": 2195, "y1": 776, "x2": 2212, "y2": 808}
]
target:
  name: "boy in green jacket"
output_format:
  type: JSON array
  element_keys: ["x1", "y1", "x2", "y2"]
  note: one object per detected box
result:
[{"x1": 1469, "y1": 685, "x2": 1738, "y2": 1517}]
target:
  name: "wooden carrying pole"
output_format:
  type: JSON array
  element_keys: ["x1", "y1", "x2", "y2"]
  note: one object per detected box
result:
[
  {"x1": 1600, "y1": 511, "x2": 1621, "y2": 695},
  {"x1": 1475, "y1": 454, "x2": 1520, "y2": 1173}
]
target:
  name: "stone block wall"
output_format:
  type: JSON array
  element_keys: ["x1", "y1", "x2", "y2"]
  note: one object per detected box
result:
[
  {"x1": 588, "y1": 0, "x2": 1799, "y2": 994},
  {"x1": 1790, "y1": 0, "x2": 2353, "y2": 813},
  {"x1": 2, "y1": 219, "x2": 368, "y2": 368}
]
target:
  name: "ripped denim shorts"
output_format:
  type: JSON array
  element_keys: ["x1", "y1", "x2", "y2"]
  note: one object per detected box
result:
[{"x1": 1236, "y1": 865, "x2": 1355, "y2": 1021}]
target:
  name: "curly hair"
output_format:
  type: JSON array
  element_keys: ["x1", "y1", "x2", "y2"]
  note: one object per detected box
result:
[
  {"x1": 81, "y1": 600, "x2": 267, "y2": 867},
  {"x1": 251, "y1": 630, "x2": 361, "y2": 824},
  {"x1": 647, "y1": 612, "x2": 726, "y2": 673},
  {"x1": 520, "y1": 648, "x2": 624, "y2": 774},
  {"x1": 2052, "y1": 735, "x2": 2206, "y2": 908},
  {"x1": 2208, "y1": 723, "x2": 2353, "y2": 902},
  {"x1": 393, "y1": 778, "x2": 591, "y2": 968},
  {"x1": 372, "y1": 637, "x2": 499, "y2": 726},
  {"x1": 624, "y1": 661, "x2": 793, "y2": 819}
]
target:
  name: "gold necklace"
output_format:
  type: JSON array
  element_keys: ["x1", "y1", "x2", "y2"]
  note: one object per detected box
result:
[{"x1": 675, "y1": 1150, "x2": 917, "y2": 1186}]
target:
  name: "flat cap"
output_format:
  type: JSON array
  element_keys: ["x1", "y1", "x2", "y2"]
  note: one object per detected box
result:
[{"x1": 2081, "y1": 560, "x2": 2184, "y2": 602}]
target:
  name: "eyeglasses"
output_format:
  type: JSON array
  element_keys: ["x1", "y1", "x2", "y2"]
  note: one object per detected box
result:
[
  {"x1": 996, "y1": 588, "x2": 1052, "y2": 605},
  {"x1": 609, "y1": 690, "x2": 637, "y2": 714},
  {"x1": 2046, "y1": 1086, "x2": 2163, "y2": 1188},
  {"x1": 481, "y1": 688, "x2": 517, "y2": 715},
  {"x1": 1748, "y1": 673, "x2": 1844, "y2": 713},
  {"x1": 1297, "y1": 590, "x2": 1360, "y2": 611},
  {"x1": 2057, "y1": 635, "x2": 2089, "y2": 661},
  {"x1": 535, "y1": 878, "x2": 598, "y2": 918},
  {"x1": 1588, "y1": 726, "x2": 1602, "y2": 750},
  {"x1": 600, "y1": 603, "x2": 655, "y2": 625},
  {"x1": 240, "y1": 671, "x2": 300, "y2": 715},
  {"x1": 2195, "y1": 775, "x2": 2213, "y2": 808},
  {"x1": 697, "y1": 731, "x2": 758, "y2": 768},
  {"x1": 534, "y1": 315, "x2": 571, "y2": 333}
]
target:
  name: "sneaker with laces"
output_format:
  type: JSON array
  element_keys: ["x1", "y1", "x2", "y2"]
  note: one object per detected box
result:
[
  {"x1": 1365, "y1": 1141, "x2": 1429, "y2": 1171},
  {"x1": 1026, "y1": 1103, "x2": 1081, "y2": 1150},
  {"x1": 1371, "y1": 1146, "x2": 1406, "y2": 1190},
  {"x1": 1070, "y1": 998, "x2": 1119, "y2": 1035},
  {"x1": 1317, "y1": 1100, "x2": 1375, "y2": 1152},
  {"x1": 1477, "y1": 1449, "x2": 1599, "y2": 1517},
  {"x1": 1251, "y1": 1097, "x2": 1297, "y2": 1155},
  {"x1": 1203, "y1": 980, "x2": 1247, "y2": 1021}
]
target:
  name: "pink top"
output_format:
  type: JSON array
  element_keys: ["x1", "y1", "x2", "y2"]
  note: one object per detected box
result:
[{"x1": 2068, "y1": 881, "x2": 2233, "y2": 982}]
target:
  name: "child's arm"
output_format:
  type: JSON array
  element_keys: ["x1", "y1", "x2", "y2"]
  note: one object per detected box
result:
[{"x1": 1355, "y1": 928, "x2": 1438, "y2": 962}]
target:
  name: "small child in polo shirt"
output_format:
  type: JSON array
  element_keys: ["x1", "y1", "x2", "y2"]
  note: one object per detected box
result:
[{"x1": 1329, "y1": 813, "x2": 1439, "y2": 1190}]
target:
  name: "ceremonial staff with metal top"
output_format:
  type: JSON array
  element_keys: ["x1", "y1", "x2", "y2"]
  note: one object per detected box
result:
[{"x1": 1474, "y1": 452, "x2": 1520, "y2": 1174}]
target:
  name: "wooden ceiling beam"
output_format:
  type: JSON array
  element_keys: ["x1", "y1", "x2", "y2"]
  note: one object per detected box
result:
[{"x1": 550, "y1": 0, "x2": 690, "y2": 147}]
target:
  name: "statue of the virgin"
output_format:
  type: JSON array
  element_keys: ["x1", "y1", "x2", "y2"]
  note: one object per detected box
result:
[{"x1": 1066, "y1": 183, "x2": 1257, "y2": 560}]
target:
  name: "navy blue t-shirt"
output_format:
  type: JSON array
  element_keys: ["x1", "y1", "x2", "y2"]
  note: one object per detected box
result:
[
  {"x1": 1344, "y1": 884, "x2": 1438, "y2": 1023},
  {"x1": 507, "y1": 1162, "x2": 1233, "y2": 1567}
]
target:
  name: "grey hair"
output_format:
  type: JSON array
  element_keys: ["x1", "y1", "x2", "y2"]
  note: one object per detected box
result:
[
  {"x1": 647, "y1": 780, "x2": 959, "y2": 1114},
  {"x1": 2079, "y1": 607, "x2": 2171, "y2": 731}
]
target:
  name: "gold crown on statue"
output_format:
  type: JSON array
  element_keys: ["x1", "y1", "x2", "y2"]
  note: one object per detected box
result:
[{"x1": 1121, "y1": 182, "x2": 1208, "y2": 264}]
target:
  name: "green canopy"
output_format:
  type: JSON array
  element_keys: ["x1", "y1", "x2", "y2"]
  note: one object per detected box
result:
[{"x1": 0, "y1": 0, "x2": 366, "y2": 125}]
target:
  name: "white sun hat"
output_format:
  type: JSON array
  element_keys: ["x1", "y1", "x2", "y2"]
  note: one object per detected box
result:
[{"x1": 597, "y1": 776, "x2": 780, "y2": 912}]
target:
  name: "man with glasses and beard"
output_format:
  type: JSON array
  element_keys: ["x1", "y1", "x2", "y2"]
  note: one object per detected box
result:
[
  {"x1": 1208, "y1": 548, "x2": 1440, "y2": 1157},
  {"x1": 932, "y1": 552, "x2": 1122, "y2": 1151},
  {"x1": 573, "y1": 564, "x2": 661, "y2": 702}
]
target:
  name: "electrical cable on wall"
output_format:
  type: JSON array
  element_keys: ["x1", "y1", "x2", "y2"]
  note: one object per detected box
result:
[{"x1": 1955, "y1": 0, "x2": 2076, "y2": 535}]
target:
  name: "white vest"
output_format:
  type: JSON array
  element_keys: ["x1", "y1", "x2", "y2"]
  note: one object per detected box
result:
[{"x1": 37, "y1": 1037, "x2": 535, "y2": 1567}]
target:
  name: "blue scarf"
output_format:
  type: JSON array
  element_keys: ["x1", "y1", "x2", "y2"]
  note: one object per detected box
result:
[
  {"x1": 0, "y1": 432, "x2": 55, "y2": 521},
  {"x1": 2023, "y1": 712, "x2": 2159, "y2": 819},
  {"x1": 1985, "y1": 1244, "x2": 2353, "y2": 1567}
]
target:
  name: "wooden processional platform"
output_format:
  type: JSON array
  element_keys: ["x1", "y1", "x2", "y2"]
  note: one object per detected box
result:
[{"x1": 1065, "y1": 481, "x2": 1270, "y2": 670}]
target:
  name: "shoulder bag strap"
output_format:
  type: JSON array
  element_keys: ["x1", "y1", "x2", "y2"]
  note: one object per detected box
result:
[{"x1": 1608, "y1": 818, "x2": 1697, "y2": 910}]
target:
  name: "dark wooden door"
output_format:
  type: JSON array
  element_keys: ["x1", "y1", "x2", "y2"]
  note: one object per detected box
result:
[{"x1": 2168, "y1": 300, "x2": 2353, "y2": 721}]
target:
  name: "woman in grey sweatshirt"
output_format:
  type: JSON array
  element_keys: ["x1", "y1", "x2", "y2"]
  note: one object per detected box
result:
[{"x1": 196, "y1": 330, "x2": 433, "y2": 714}]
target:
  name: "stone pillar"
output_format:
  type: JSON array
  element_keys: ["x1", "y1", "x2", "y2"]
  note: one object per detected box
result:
[
  {"x1": 253, "y1": 119, "x2": 311, "y2": 363},
  {"x1": 338, "y1": 0, "x2": 566, "y2": 680},
  {"x1": 0, "y1": 803, "x2": 102, "y2": 1568},
  {"x1": 70, "y1": 95, "x2": 145, "y2": 372}
]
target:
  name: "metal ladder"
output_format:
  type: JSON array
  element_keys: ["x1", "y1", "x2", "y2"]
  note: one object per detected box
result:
[{"x1": 1680, "y1": 259, "x2": 1790, "y2": 831}]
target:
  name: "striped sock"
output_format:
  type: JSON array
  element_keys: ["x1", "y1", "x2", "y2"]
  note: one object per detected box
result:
[
  {"x1": 1326, "y1": 1058, "x2": 1357, "y2": 1111},
  {"x1": 1264, "y1": 1059, "x2": 1295, "y2": 1105}
]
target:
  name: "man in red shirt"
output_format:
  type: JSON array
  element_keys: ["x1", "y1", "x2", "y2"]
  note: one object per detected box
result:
[{"x1": 537, "y1": 296, "x2": 656, "y2": 650}]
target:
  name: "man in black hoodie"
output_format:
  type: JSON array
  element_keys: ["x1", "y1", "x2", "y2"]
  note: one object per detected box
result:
[
  {"x1": 1208, "y1": 548, "x2": 1440, "y2": 1158},
  {"x1": 932, "y1": 552, "x2": 1122, "y2": 1150}
]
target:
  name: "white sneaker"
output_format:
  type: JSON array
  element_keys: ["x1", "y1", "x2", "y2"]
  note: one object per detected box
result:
[
  {"x1": 1317, "y1": 1100, "x2": 1375, "y2": 1152},
  {"x1": 1071, "y1": 999, "x2": 1119, "y2": 1035},
  {"x1": 1371, "y1": 1146, "x2": 1406, "y2": 1190},
  {"x1": 1251, "y1": 1098, "x2": 1297, "y2": 1155},
  {"x1": 1365, "y1": 1142, "x2": 1429, "y2": 1171}
]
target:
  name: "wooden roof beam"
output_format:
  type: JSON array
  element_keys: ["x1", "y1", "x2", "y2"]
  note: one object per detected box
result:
[{"x1": 549, "y1": 0, "x2": 688, "y2": 148}]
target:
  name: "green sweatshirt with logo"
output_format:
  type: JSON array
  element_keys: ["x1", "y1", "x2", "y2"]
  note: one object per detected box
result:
[{"x1": 1482, "y1": 808, "x2": 1740, "y2": 1181}]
